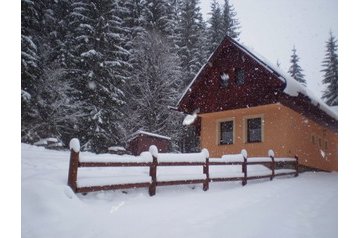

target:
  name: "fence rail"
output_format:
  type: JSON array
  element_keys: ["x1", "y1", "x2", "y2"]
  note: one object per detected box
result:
[{"x1": 67, "y1": 139, "x2": 299, "y2": 196}]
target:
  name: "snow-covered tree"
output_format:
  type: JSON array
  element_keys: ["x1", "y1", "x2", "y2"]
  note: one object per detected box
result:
[
  {"x1": 321, "y1": 32, "x2": 338, "y2": 106},
  {"x1": 207, "y1": 0, "x2": 240, "y2": 53},
  {"x1": 33, "y1": 63, "x2": 86, "y2": 144},
  {"x1": 288, "y1": 46, "x2": 306, "y2": 86},
  {"x1": 175, "y1": 0, "x2": 207, "y2": 87},
  {"x1": 21, "y1": 0, "x2": 46, "y2": 142},
  {"x1": 207, "y1": 0, "x2": 224, "y2": 53},
  {"x1": 67, "y1": 0, "x2": 130, "y2": 152},
  {"x1": 123, "y1": 0, "x2": 146, "y2": 42},
  {"x1": 222, "y1": 0, "x2": 240, "y2": 40},
  {"x1": 141, "y1": 0, "x2": 176, "y2": 39},
  {"x1": 124, "y1": 31, "x2": 182, "y2": 148}
]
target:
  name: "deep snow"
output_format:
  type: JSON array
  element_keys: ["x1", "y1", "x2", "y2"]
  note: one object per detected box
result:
[{"x1": 21, "y1": 144, "x2": 337, "y2": 238}]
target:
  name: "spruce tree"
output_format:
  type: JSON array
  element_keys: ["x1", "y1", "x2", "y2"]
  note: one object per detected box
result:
[
  {"x1": 321, "y1": 32, "x2": 338, "y2": 106},
  {"x1": 207, "y1": 0, "x2": 240, "y2": 53},
  {"x1": 175, "y1": 0, "x2": 207, "y2": 87},
  {"x1": 21, "y1": 0, "x2": 74, "y2": 142},
  {"x1": 207, "y1": 0, "x2": 223, "y2": 53},
  {"x1": 288, "y1": 46, "x2": 306, "y2": 86},
  {"x1": 174, "y1": 0, "x2": 206, "y2": 152},
  {"x1": 222, "y1": 0, "x2": 240, "y2": 40},
  {"x1": 21, "y1": 0, "x2": 44, "y2": 142},
  {"x1": 67, "y1": 0, "x2": 130, "y2": 152},
  {"x1": 141, "y1": 0, "x2": 176, "y2": 39}
]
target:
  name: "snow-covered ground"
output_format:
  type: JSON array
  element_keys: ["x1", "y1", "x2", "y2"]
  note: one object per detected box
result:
[{"x1": 22, "y1": 144, "x2": 337, "y2": 238}]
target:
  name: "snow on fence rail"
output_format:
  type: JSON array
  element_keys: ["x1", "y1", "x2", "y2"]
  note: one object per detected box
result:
[{"x1": 67, "y1": 138, "x2": 299, "y2": 196}]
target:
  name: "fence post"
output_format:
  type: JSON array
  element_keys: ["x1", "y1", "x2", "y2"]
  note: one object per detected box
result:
[
  {"x1": 67, "y1": 149, "x2": 79, "y2": 193},
  {"x1": 270, "y1": 156, "x2": 275, "y2": 180},
  {"x1": 68, "y1": 138, "x2": 80, "y2": 192},
  {"x1": 203, "y1": 157, "x2": 209, "y2": 191},
  {"x1": 241, "y1": 149, "x2": 248, "y2": 186},
  {"x1": 268, "y1": 149, "x2": 275, "y2": 181},
  {"x1": 294, "y1": 155, "x2": 299, "y2": 177},
  {"x1": 149, "y1": 156, "x2": 157, "y2": 196},
  {"x1": 242, "y1": 156, "x2": 247, "y2": 186},
  {"x1": 149, "y1": 145, "x2": 158, "y2": 196}
]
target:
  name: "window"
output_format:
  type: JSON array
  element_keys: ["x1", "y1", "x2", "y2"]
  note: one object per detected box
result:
[
  {"x1": 236, "y1": 69, "x2": 245, "y2": 85},
  {"x1": 220, "y1": 72, "x2": 229, "y2": 87},
  {"x1": 311, "y1": 135, "x2": 315, "y2": 144},
  {"x1": 219, "y1": 121, "x2": 233, "y2": 145},
  {"x1": 247, "y1": 118, "x2": 262, "y2": 143}
]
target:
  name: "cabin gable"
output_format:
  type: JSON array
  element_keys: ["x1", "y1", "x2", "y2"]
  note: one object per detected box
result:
[{"x1": 178, "y1": 37, "x2": 285, "y2": 115}]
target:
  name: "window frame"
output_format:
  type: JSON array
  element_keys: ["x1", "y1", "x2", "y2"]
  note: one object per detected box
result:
[
  {"x1": 216, "y1": 118, "x2": 235, "y2": 145},
  {"x1": 236, "y1": 68, "x2": 245, "y2": 86},
  {"x1": 311, "y1": 134, "x2": 315, "y2": 144},
  {"x1": 243, "y1": 115, "x2": 264, "y2": 144}
]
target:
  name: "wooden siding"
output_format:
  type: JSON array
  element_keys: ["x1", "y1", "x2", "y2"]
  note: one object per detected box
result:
[
  {"x1": 127, "y1": 135, "x2": 171, "y2": 156},
  {"x1": 179, "y1": 37, "x2": 284, "y2": 114}
]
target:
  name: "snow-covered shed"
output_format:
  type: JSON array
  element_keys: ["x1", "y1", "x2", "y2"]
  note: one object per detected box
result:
[
  {"x1": 177, "y1": 36, "x2": 338, "y2": 172},
  {"x1": 127, "y1": 130, "x2": 171, "y2": 156}
]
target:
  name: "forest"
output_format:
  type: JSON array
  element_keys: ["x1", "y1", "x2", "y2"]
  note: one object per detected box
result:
[
  {"x1": 21, "y1": 0, "x2": 241, "y2": 152},
  {"x1": 21, "y1": 0, "x2": 337, "y2": 153}
]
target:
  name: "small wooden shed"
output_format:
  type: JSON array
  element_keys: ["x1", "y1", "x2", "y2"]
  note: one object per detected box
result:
[{"x1": 127, "y1": 130, "x2": 171, "y2": 156}]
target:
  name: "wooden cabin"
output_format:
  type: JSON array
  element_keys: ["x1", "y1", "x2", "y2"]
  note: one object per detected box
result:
[
  {"x1": 177, "y1": 36, "x2": 338, "y2": 172},
  {"x1": 127, "y1": 130, "x2": 171, "y2": 156}
]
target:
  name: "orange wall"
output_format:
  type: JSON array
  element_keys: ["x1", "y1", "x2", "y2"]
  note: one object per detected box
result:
[{"x1": 199, "y1": 103, "x2": 338, "y2": 171}]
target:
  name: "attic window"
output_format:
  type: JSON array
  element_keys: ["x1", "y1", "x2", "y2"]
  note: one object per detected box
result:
[
  {"x1": 236, "y1": 69, "x2": 245, "y2": 85},
  {"x1": 220, "y1": 73, "x2": 229, "y2": 87}
]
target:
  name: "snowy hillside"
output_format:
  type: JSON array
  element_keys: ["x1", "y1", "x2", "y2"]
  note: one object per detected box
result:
[{"x1": 21, "y1": 144, "x2": 337, "y2": 238}]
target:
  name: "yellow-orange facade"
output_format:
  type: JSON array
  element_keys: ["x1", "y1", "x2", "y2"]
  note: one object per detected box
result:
[{"x1": 200, "y1": 103, "x2": 338, "y2": 171}]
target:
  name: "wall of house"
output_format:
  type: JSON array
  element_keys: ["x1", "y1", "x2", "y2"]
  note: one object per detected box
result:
[{"x1": 199, "y1": 103, "x2": 338, "y2": 171}]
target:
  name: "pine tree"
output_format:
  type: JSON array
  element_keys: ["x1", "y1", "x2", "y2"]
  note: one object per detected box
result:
[
  {"x1": 141, "y1": 0, "x2": 176, "y2": 39},
  {"x1": 222, "y1": 0, "x2": 240, "y2": 40},
  {"x1": 41, "y1": 0, "x2": 72, "y2": 67},
  {"x1": 123, "y1": 0, "x2": 146, "y2": 42},
  {"x1": 67, "y1": 0, "x2": 130, "y2": 152},
  {"x1": 288, "y1": 46, "x2": 306, "y2": 86},
  {"x1": 173, "y1": 0, "x2": 207, "y2": 152},
  {"x1": 21, "y1": 0, "x2": 43, "y2": 142},
  {"x1": 321, "y1": 32, "x2": 338, "y2": 106},
  {"x1": 175, "y1": 0, "x2": 207, "y2": 87},
  {"x1": 207, "y1": 0, "x2": 240, "y2": 53},
  {"x1": 207, "y1": 0, "x2": 223, "y2": 53}
]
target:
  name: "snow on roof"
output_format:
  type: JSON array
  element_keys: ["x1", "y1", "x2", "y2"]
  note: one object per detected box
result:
[
  {"x1": 177, "y1": 36, "x2": 337, "y2": 120},
  {"x1": 128, "y1": 130, "x2": 171, "y2": 142},
  {"x1": 234, "y1": 41, "x2": 338, "y2": 120},
  {"x1": 108, "y1": 146, "x2": 126, "y2": 151},
  {"x1": 34, "y1": 138, "x2": 62, "y2": 146}
]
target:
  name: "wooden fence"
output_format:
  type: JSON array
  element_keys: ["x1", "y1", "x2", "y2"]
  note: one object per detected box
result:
[{"x1": 67, "y1": 142, "x2": 298, "y2": 196}]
